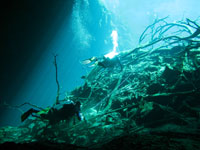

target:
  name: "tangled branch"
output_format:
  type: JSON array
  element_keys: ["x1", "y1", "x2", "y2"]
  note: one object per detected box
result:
[{"x1": 123, "y1": 17, "x2": 200, "y2": 60}]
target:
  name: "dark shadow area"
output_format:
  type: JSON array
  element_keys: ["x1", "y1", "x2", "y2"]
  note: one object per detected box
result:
[{"x1": 0, "y1": 0, "x2": 74, "y2": 103}]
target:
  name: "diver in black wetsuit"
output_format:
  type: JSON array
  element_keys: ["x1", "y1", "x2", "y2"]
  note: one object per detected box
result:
[
  {"x1": 21, "y1": 101, "x2": 83, "y2": 125},
  {"x1": 81, "y1": 55, "x2": 123, "y2": 71},
  {"x1": 98, "y1": 55, "x2": 123, "y2": 70}
]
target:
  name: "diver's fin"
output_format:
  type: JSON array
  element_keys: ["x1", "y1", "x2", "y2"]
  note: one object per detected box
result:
[
  {"x1": 21, "y1": 108, "x2": 39, "y2": 122},
  {"x1": 81, "y1": 57, "x2": 97, "y2": 65},
  {"x1": 89, "y1": 64, "x2": 96, "y2": 67},
  {"x1": 81, "y1": 59, "x2": 92, "y2": 65},
  {"x1": 89, "y1": 61, "x2": 99, "y2": 67}
]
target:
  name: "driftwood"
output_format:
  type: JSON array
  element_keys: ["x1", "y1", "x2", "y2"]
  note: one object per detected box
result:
[{"x1": 53, "y1": 54, "x2": 60, "y2": 105}]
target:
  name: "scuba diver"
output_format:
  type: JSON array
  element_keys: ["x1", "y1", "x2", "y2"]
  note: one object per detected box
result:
[
  {"x1": 81, "y1": 53, "x2": 123, "y2": 71},
  {"x1": 21, "y1": 100, "x2": 83, "y2": 125}
]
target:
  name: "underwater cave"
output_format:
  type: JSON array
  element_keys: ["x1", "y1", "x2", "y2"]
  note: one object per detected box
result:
[{"x1": 0, "y1": 0, "x2": 200, "y2": 149}]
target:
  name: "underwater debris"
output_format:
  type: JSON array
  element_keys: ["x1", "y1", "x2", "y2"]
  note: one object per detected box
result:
[{"x1": 1, "y1": 17, "x2": 200, "y2": 149}]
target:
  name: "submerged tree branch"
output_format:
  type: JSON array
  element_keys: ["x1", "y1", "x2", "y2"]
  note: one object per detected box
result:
[
  {"x1": 54, "y1": 54, "x2": 60, "y2": 105},
  {"x1": 1, "y1": 101, "x2": 44, "y2": 113}
]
